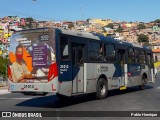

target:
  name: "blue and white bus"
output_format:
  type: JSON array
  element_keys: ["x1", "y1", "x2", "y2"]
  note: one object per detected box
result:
[{"x1": 8, "y1": 28, "x2": 155, "y2": 99}]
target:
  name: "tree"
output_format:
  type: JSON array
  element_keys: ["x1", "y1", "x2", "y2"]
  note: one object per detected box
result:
[
  {"x1": 154, "y1": 19, "x2": 160, "y2": 23},
  {"x1": 137, "y1": 24, "x2": 146, "y2": 29},
  {"x1": 105, "y1": 23, "x2": 114, "y2": 29},
  {"x1": 25, "y1": 17, "x2": 34, "y2": 22},
  {"x1": 25, "y1": 17, "x2": 34, "y2": 28},
  {"x1": 0, "y1": 56, "x2": 8, "y2": 78},
  {"x1": 114, "y1": 26, "x2": 123, "y2": 32},
  {"x1": 137, "y1": 34, "x2": 149, "y2": 43},
  {"x1": 86, "y1": 18, "x2": 91, "y2": 23}
]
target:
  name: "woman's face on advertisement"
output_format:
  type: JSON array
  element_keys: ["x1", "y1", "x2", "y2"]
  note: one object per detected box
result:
[{"x1": 16, "y1": 47, "x2": 23, "y2": 55}]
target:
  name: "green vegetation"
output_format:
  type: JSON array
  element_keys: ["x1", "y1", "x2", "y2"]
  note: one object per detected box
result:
[
  {"x1": 0, "y1": 56, "x2": 8, "y2": 78},
  {"x1": 105, "y1": 23, "x2": 114, "y2": 29},
  {"x1": 86, "y1": 18, "x2": 91, "y2": 23},
  {"x1": 137, "y1": 24, "x2": 146, "y2": 29},
  {"x1": 25, "y1": 17, "x2": 34, "y2": 28},
  {"x1": 137, "y1": 34, "x2": 149, "y2": 43},
  {"x1": 154, "y1": 19, "x2": 160, "y2": 23},
  {"x1": 114, "y1": 25, "x2": 123, "y2": 32}
]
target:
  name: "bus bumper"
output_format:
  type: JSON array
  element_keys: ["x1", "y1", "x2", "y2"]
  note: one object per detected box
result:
[{"x1": 8, "y1": 77, "x2": 59, "y2": 93}]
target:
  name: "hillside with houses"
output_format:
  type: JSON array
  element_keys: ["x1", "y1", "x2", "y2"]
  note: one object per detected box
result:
[{"x1": 0, "y1": 16, "x2": 160, "y2": 60}]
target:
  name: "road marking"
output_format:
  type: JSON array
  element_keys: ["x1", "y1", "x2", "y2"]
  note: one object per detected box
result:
[
  {"x1": 0, "y1": 97, "x2": 32, "y2": 100},
  {"x1": 156, "y1": 87, "x2": 160, "y2": 89}
]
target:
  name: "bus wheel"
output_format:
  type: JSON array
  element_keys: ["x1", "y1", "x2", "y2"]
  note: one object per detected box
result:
[
  {"x1": 96, "y1": 78, "x2": 108, "y2": 99},
  {"x1": 139, "y1": 76, "x2": 146, "y2": 90},
  {"x1": 42, "y1": 92, "x2": 48, "y2": 96}
]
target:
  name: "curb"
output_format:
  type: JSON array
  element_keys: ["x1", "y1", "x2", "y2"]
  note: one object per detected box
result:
[
  {"x1": 0, "y1": 86, "x2": 8, "y2": 90},
  {"x1": 0, "y1": 89, "x2": 10, "y2": 95}
]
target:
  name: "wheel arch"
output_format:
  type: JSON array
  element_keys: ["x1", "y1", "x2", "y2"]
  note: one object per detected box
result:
[
  {"x1": 142, "y1": 72, "x2": 148, "y2": 79},
  {"x1": 98, "y1": 74, "x2": 107, "y2": 81},
  {"x1": 97, "y1": 74, "x2": 108, "y2": 86}
]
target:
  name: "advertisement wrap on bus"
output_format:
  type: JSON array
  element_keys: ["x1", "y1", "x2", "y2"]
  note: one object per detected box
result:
[{"x1": 8, "y1": 29, "x2": 59, "y2": 94}]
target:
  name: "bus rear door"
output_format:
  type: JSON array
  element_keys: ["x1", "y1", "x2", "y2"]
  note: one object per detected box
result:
[
  {"x1": 118, "y1": 49, "x2": 128, "y2": 89},
  {"x1": 71, "y1": 43, "x2": 85, "y2": 94},
  {"x1": 147, "y1": 53, "x2": 155, "y2": 83}
]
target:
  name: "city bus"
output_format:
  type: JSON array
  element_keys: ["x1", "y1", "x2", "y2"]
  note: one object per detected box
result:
[{"x1": 8, "y1": 28, "x2": 155, "y2": 99}]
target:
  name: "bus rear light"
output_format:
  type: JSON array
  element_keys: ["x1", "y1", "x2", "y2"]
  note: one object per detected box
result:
[
  {"x1": 128, "y1": 72, "x2": 131, "y2": 76},
  {"x1": 8, "y1": 66, "x2": 13, "y2": 82},
  {"x1": 35, "y1": 88, "x2": 38, "y2": 90},
  {"x1": 48, "y1": 63, "x2": 58, "y2": 82},
  {"x1": 21, "y1": 88, "x2": 24, "y2": 90},
  {"x1": 52, "y1": 84, "x2": 56, "y2": 91}
]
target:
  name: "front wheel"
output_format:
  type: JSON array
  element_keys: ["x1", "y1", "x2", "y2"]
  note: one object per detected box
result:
[{"x1": 96, "y1": 78, "x2": 108, "y2": 99}]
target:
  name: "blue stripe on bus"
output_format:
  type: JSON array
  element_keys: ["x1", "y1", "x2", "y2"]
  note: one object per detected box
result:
[{"x1": 113, "y1": 63, "x2": 121, "y2": 77}]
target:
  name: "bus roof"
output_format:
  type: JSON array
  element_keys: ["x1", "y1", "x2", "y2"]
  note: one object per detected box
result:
[
  {"x1": 59, "y1": 28, "x2": 151, "y2": 51},
  {"x1": 12, "y1": 27, "x2": 152, "y2": 52}
]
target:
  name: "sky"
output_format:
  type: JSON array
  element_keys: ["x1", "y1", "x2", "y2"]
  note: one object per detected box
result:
[{"x1": 0, "y1": 0, "x2": 159, "y2": 22}]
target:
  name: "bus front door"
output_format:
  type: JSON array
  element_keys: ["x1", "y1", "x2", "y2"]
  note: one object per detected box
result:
[{"x1": 71, "y1": 43, "x2": 85, "y2": 94}]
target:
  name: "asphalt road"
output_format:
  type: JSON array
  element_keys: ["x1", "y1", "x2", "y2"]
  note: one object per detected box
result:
[{"x1": 0, "y1": 76, "x2": 160, "y2": 120}]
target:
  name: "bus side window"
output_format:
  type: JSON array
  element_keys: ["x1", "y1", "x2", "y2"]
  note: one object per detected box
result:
[
  {"x1": 104, "y1": 44, "x2": 115, "y2": 62},
  {"x1": 147, "y1": 53, "x2": 152, "y2": 66},
  {"x1": 60, "y1": 36, "x2": 69, "y2": 60},
  {"x1": 89, "y1": 42, "x2": 103, "y2": 62},
  {"x1": 128, "y1": 48, "x2": 135, "y2": 63},
  {"x1": 134, "y1": 48, "x2": 139, "y2": 63},
  {"x1": 139, "y1": 50, "x2": 145, "y2": 64}
]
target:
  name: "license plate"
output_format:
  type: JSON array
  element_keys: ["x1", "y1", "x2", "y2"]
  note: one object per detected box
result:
[{"x1": 24, "y1": 85, "x2": 34, "y2": 89}]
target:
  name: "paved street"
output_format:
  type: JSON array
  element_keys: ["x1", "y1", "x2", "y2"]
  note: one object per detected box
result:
[{"x1": 0, "y1": 76, "x2": 160, "y2": 120}]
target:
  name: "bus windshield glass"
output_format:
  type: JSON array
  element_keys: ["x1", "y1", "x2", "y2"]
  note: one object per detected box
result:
[{"x1": 8, "y1": 29, "x2": 56, "y2": 83}]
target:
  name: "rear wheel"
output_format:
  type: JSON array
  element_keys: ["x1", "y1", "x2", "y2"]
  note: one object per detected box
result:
[
  {"x1": 139, "y1": 76, "x2": 146, "y2": 90},
  {"x1": 96, "y1": 78, "x2": 108, "y2": 99}
]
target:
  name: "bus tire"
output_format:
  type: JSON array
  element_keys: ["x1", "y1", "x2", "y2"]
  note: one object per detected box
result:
[
  {"x1": 42, "y1": 92, "x2": 48, "y2": 96},
  {"x1": 139, "y1": 76, "x2": 146, "y2": 90},
  {"x1": 96, "y1": 78, "x2": 108, "y2": 99}
]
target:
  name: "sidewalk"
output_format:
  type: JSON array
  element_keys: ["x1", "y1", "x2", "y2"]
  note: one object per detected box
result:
[
  {"x1": 0, "y1": 81, "x2": 8, "y2": 90},
  {"x1": 0, "y1": 89, "x2": 10, "y2": 95},
  {"x1": 0, "y1": 86, "x2": 8, "y2": 90},
  {"x1": 0, "y1": 85, "x2": 10, "y2": 95}
]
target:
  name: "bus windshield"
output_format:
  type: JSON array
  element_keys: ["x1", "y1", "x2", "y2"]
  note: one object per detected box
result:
[{"x1": 8, "y1": 29, "x2": 56, "y2": 83}]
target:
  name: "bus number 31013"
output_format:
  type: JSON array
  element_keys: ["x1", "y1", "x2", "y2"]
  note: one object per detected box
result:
[{"x1": 24, "y1": 85, "x2": 34, "y2": 88}]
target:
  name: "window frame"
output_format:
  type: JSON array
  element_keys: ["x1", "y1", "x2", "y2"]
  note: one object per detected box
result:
[
  {"x1": 104, "y1": 43, "x2": 116, "y2": 63},
  {"x1": 59, "y1": 35, "x2": 70, "y2": 61},
  {"x1": 128, "y1": 47, "x2": 135, "y2": 63},
  {"x1": 139, "y1": 49, "x2": 146, "y2": 64},
  {"x1": 88, "y1": 40, "x2": 104, "y2": 63},
  {"x1": 134, "y1": 48, "x2": 140, "y2": 63}
]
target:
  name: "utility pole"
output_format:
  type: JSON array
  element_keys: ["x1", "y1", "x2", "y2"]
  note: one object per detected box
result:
[
  {"x1": 81, "y1": 5, "x2": 83, "y2": 19},
  {"x1": 81, "y1": 0, "x2": 84, "y2": 20}
]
